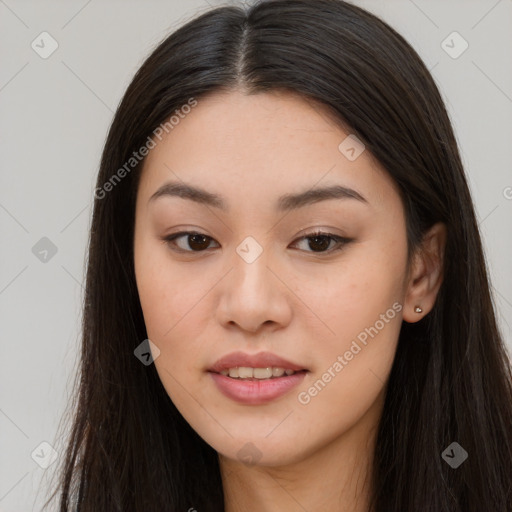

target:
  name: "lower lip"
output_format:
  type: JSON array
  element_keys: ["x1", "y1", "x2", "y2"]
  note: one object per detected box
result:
[{"x1": 209, "y1": 371, "x2": 307, "y2": 405}]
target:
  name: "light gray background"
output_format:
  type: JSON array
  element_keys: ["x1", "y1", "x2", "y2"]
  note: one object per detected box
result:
[{"x1": 1, "y1": 1, "x2": 511, "y2": 510}]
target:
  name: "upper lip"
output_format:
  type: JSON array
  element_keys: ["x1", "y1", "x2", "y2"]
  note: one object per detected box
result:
[{"x1": 208, "y1": 351, "x2": 308, "y2": 373}]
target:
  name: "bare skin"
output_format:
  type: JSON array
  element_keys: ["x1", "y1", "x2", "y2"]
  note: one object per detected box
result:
[{"x1": 133, "y1": 89, "x2": 445, "y2": 511}]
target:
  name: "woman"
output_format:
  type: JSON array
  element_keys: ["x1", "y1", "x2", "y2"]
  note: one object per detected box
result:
[{"x1": 46, "y1": 0, "x2": 512, "y2": 510}]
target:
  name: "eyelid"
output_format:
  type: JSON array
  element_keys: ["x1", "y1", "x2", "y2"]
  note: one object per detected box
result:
[{"x1": 162, "y1": 229, "x2": 352, "y2": 255}]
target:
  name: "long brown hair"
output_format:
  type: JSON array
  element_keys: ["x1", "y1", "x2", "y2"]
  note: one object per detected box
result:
[{"x1": 45, "y1": 1, "x2": 512, "y2": 510}]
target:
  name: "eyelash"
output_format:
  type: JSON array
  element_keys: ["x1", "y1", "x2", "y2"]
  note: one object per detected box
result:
[{"x1": 162, "y1": 230, "x2": 352, "y2": 255}]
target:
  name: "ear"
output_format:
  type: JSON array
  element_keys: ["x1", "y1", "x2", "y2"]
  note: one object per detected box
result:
[{"x1": 402, "y1": 222, "x2": 446, "y2": 323}]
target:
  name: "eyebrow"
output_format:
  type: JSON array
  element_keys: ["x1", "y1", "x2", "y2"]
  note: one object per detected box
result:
[{"x1": 148, "y1": 181, "x2": 368, "y2": 212}]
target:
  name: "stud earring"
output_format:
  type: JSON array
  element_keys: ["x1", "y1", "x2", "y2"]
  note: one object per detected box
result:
[{"x1": 414, "y1": 306, "x2": 423, "y2": 314}]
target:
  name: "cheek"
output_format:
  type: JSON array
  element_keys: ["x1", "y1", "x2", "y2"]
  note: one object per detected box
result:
[
  {"x1": 134, "y1": 236, "x2": 215, "y2": 385},
  {"x1": 291, "y1": 242, "x2": 406, "y2": 344},
  {"x1": 134, "y1": 256, "x2": 205, "y2": 409},
  {"x1": 135, "y1": 253, "x2": 172, "y2": 340},
  {"x1": 134, "y1": 234, "x2": 198, "y2": 340},
  {"x1": 290, "y1": 270, "x2": 403, "y2": 456},
  {"x1": 291, "y1": 238, "x2": 406, "y2": 404}
]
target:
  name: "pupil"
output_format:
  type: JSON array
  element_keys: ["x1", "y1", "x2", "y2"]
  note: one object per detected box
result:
[
  {"x1": 309, "y1": 236, "x2": 330, "y2": 252},
  {"x1": 189, "y1": 234, "x2": 209, "y2": 251}
]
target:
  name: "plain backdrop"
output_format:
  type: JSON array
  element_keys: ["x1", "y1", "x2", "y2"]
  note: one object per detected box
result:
[{"x1": 0, "y1": 1, "x2": 511, "y2": 510}]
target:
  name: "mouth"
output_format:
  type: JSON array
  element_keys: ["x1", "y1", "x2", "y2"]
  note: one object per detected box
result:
[
  {"x1": 208, "y1": 367, "x2": 309, "y2": 405},
  {"x1": 207, "y1": 351, "x2": 309, "y2": 404},
  {"x1": 211, "y1": 367, "x2": 308, "y2": 380},
  {"x1": 208, "y1": 350, "x2": 308, "y2": 375},
  {"x1": 212, "y1": 366, "x2": 308, "y2": 381}
]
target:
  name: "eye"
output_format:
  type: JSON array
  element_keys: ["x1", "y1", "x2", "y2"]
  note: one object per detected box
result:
[
  {"x1": 163, "y1": 231, "x2": 219, "y2": 252},
  {"x1": 162, "y1": 230, "x2": 351, "y2": 254},
  {"x1": 291, "y1": 231, "x2": 351, "y2": 253}
]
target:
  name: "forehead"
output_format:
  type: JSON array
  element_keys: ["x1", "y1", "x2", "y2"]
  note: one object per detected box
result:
[{"x1": 137, "y1": 89, "x2": 399, "y2": 214}]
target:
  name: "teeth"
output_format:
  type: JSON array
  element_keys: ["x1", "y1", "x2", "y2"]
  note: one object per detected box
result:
[
  {"x1": 253, "y1": 367, "x2": 273, "y2": 379},
  {"x1": 219, "y1": 367, "x2": 298, "y2": 379},
  {"x1": 272, "y1": 367, "x2": 285, "y2": 377},
  {"x1": 238, "y1": 367, "x2": 254, "y2": 379}
]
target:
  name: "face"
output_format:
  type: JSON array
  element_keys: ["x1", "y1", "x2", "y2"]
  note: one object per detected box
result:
[{"x1": 133, "y1": 89, "x2": 410, "y2": 467}]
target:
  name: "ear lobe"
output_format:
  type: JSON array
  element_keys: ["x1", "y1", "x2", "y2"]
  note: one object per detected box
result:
[{"x1": 403, "y1": 222, "x2": 446, "y2": 323}]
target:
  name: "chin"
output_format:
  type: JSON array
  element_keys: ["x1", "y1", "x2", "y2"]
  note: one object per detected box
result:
[{"x1": 212, "y1": 435, "x2": 307, "y2": 468}]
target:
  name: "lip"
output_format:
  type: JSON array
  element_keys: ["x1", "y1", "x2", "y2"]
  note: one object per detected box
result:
[
  {"x1": 208, "y1": 350, "x2": 307, "y2": 373},
  {"x1": 209, "y1": 371, "x2": 308, "y2": 405},
  {"x1": 207, "y1": 351, "x2": 309, "y2": 405}
]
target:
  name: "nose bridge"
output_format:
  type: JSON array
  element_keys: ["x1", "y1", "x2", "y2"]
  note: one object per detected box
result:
[
  {"x1": 232, "y1": 235, "x2": 273, "y2": 299},
  {"x1": 216, "y1": 234, "x2": 292, "y2": 332}
]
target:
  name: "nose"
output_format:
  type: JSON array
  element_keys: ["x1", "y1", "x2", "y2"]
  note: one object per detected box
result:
[{"x1": 215, "y1": 243, "x2": 293, "y2": 335}]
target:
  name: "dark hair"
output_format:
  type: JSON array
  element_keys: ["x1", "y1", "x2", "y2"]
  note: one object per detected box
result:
[{"x1": 45, "y1": 0, "x2": 512, "y2": 510}]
